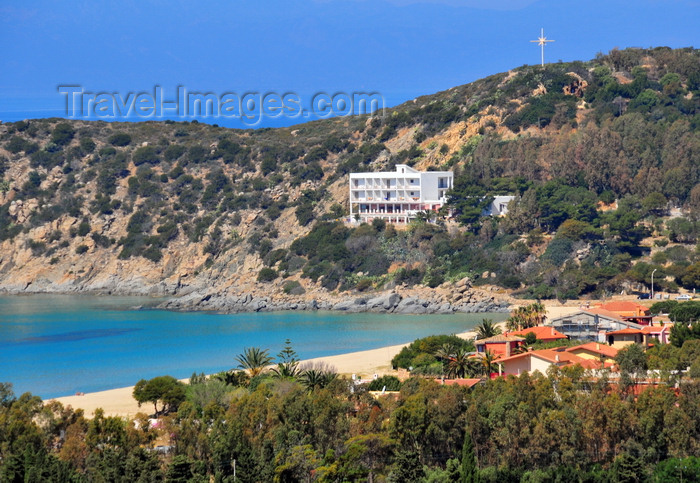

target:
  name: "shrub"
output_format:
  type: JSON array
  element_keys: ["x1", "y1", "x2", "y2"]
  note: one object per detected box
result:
[
  {"x1": 108, "y1": 133, "x2": 132, "y2": 146},
  {"x1": 132, "y1": 146, "x2": 160, "y2": 166},
  {"x1": 79, "y1": 137, "x2": 96, "y2": 153},
  {"x1": 257, "y1": 268, "x2": 278, "y2": 282},
  {"x1": 392, "y1": 335, "x2": 475, "y2": 369},
  {"x1": 355, "y1": 279, "x2": 374, "y2": 292},
  {"x1": 142, "y1": 245, "x2": 162, "y2": 262},
  {"x1": 295, "y1": 203, "x2": 315, "y2": 226},
  {"x1": 283, "y1": 280, "x2": 305, "y2": 295},
  {"x1": 188, "y1": 145, "x2": 208, "y2": 164},
  {"x1": 50, "y1": 123, "x2": 75, "y2": 146},
  {"x1": 75, "y1": 244, "x2": 89, "y2": 254},
  {"x1": 164, "y1": 144, "x2": 186, "y2": 161},
  {"x1": 91, "y1": 233, "x2": 112, "y2": 248},
  {"x1": 77, "y1": 220, "x2": 91, "y2": 237},
  {"x1": 394, "y1": 267, "x2": 424, "y2": 287},
  {"x1": 265, "y1": 248, "x2": 287, "y2": 267},
  {"x1": 6, "y1": 136, "x2": 29, "y2": 154},
  {"x1": 367, "y1": 375, "x2": 401, "y2": 391},
  {"x1": 27, "y1": 240, "x2": 46, "y2": 256}
]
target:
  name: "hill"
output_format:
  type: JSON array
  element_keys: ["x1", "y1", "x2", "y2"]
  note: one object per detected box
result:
[{"x1": 0, "y1": 47, "x2": 699, "y2": 306}]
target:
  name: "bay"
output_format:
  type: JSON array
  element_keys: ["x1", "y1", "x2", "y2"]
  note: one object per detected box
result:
[{"x1": 0, "y1": 295, "x2": 507, "y2": 399}]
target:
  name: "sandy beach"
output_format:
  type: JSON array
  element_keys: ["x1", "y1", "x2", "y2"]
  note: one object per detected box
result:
[
  {"x1": 52, "y1": 341, "x2": 419, "y2": 418},
  {"x1": 51, "y1": 304, "x2": 583, "y2": 418}
]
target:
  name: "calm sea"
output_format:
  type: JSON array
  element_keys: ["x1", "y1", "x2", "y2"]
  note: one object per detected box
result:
[{"x1": 0, "y1": 295, "x2": 506, "y2": 399}]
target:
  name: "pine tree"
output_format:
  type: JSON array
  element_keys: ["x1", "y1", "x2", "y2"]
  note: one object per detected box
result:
[{"x1": 462, "y1": 429, "x2": 478, "y2": 483}]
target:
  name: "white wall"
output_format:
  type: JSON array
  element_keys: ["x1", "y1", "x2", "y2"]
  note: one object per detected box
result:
[
  {"x1": 502, "y1": 356, "x2": 531, "y2": 375},
  {"x1": 419, "y1": 172, "x2": 452, "y2": 202}
]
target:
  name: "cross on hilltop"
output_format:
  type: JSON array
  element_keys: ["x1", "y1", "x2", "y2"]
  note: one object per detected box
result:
[{"x1": 530, "y1": 28, "x2": 554, "y2": 67}]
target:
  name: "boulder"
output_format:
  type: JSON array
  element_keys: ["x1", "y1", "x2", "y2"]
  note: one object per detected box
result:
[{"x1": 366, "y1": 292, "x2": 401, "y2": 311}]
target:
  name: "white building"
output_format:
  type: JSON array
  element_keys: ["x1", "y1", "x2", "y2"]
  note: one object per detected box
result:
[
  {"x1": 482, "y1": 195, "x2": 516, "y2": 217},
  {"x1": 349, "y1": 165, "x2": 453, "y2": 224}
]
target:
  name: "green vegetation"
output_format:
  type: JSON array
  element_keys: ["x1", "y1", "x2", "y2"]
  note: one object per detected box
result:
[
  {"x1": 475, "y1": 318, "x2": 501, "y2": 339},
  {"x1": 0, "y1": 48, "x2": 698, "y2": 299},
  {"x1": 257, "y1": 267, "x2": 278, "y2": 282},
  {"x1": 392, "y1": 334, "x2": 475, "y2": 371},
  {"x1": 234, "y1": 346, "x2": 273, "y2": 377},
  {"x1": 5, "y1": 330, "x2": 700, "y2": 481},
  {"x1": 367, "y1": 375, "x2": 401, "y2": 391},
  {"x1": 132, "y1": 375, "x2": 186, "y2": 416}
]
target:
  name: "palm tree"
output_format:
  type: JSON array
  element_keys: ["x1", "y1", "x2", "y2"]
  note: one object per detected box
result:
[
  {"x1": 506, "y1": 305, "x2": 539, "y2": 331},
  {"x1": 235, "y1": 347, "x2": 273, "y2": 377},
  {"x1": 530, "y1": 301, "x2": 547, "y2": 326},
  {"x1": 481, "y1": 350, "x2": 497, "y2": 376},
  {"x1": 435, "y1": 343, "x2": 456, "y2": 376},
  {"x1": 214, "y1": 369, "x2": 250, "y2": 387},
  {"x1": 467, "y1": 358, "x2": 484, "y2": 377},
  {"x1": 299, "y1": 362, "x2": 338, "y2": 390},
  {"x1": 446, "y1": 348, "x2": 472, "y2": 378},
  {"x1": 476, "y1": 319, "x2": 501, "y2": 340}
]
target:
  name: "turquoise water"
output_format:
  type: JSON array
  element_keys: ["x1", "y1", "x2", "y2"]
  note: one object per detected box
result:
[{"x1": 0, "y1": 295, "x2": 506, "y2": 399}]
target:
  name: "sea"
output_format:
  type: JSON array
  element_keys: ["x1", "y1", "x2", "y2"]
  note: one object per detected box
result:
[{"x1": 0, "y1": 294, "x2": 507, "y2": 399}]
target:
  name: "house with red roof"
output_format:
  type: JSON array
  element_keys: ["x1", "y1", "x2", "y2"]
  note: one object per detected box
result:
[
  {"x1": 505, "y1": 326, "x2": 568, "y2": 343},
  {"x1": 565, "y1": 342, "x2": 618, "y2": 364},
  {"x1": 496, "y1": 349, "x2": 607, "y2": 376},
  {"x1": 641, "y1": 324, "x2": 672, "y2": 346},
  {"x1": 547, "y1": 309, "x2": 644, "y2": 342},
  {"x1": 475, "y1": 334, "x2": 525, "y2": 357},
  {"x1": 606, "y1": 328, "x2": 644, "y2": 348},
  {"x1": 606, "y1": 324, "x2": 673, "y2": 348},
  {"x1": 596, "y1": 301, "x2": 653, "y2": 325}
]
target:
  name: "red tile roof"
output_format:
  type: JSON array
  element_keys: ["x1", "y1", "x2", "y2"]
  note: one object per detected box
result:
[
  {"x1": 507, "y1": 326, "x2": 568, "y2": 340},
  {"x1": 436, "y1": 378, "x2": 482, "y2": 388},
  {"x1": 607, "y1": 328, "x2": 643, "y2": 336},
  {"x1": 576, "y1": 358, "x2": 610, "y2": 370},
  {"x1": 475, "y1": 334, "x2": 525, "y2": 344},
  {"x1": 498, "y1": 349, "x2": 581, "y2": 365},
  {"x1": 565, "y1": 342, "x2": 619, "y2": 358},
  {"x1": 641, "y1": 324, "x2": 671, "y2": 334},
  {"x1": 496, "y1": 348, "x2": 614, "y2": 373},
  {"x1": 597, "y1": 301, "x2": 650, "y2": 314}
]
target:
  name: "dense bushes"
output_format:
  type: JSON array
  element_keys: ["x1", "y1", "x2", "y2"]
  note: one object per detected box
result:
[
  {"x1": 108, "y1": 132, "x2": 132, "y2": 146},
  {"x1": 6, "y1": 342, "x2": 700, "y2": 481},
  {"x1": 392, "y1": 334, "x2": 475, "y2": 370},
  {"x1": 257, "y1": 267, "x2": 278, "y2": 282},
  {"x1": 0, "y1": 48, "x2": 698, "y2": 297}
]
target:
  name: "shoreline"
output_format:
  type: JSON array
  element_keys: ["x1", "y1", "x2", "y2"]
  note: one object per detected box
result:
[
  {"x1": 0, "y1": 285, "x2": 511, "y2": 316},
  {"x1": 45, "y1": 305, "x2": 585, "y2": 418},
  {"x1": 50, "y1": 338, "x2": 442, "y2": 418},
  {"x1": 49, "y1": 308, "x2": 581, "y2": 418}
]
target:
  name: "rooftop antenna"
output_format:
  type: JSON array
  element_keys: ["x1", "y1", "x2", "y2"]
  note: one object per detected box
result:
[{"x1": 530, "y1": 28, "x2": 554, "y2": 67}]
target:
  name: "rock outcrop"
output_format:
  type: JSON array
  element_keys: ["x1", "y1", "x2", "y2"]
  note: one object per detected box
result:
[{"x1": 155, "y1": 285, "x2": 509, "y2": 315}]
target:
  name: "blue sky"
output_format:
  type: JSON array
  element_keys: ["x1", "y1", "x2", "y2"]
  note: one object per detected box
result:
[{"x1": 1, "y1": 0, "x2": 698, "y2": 128}]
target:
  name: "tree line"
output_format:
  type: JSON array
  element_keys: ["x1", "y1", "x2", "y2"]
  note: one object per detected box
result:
[{"x1": 3, "y1": 334, "x2": 700, "y2": 482}]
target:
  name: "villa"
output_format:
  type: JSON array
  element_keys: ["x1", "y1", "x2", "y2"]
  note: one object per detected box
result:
[
  {"x1": 505, "y1": 326, "x2": 568, "y2": 343},
  {"x1": 606, "y1": 324, "x2": 673, "y2": 348},
  {"x1": 547, "y1": 309, "x2": 644, "y2": 342},
  {"x1": 349, "y1": 165, "x2": 453, "y2": 224},
  {"x1": 482, "y1": 195, "x2": 516, "y2": 217},
  {"x1": 475, "y1": 334, "x2": 525, "y2": 357},
  {"x1": 496, "y1": 349, "x2": 606, "y2": 376},
  {"x1": 595, "y1": 301, "x2": 653, "y2": 325},
  {"x1": 565, "y1": 342, "x2": 619, "y2": 364}
]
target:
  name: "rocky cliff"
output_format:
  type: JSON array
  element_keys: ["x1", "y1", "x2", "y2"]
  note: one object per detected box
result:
[{"x1": 1, "y1": 47, "x2": 698, "y2": 308}]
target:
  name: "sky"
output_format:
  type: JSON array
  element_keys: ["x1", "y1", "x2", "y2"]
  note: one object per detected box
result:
[{"x1": 1, "y1": 0, "x2": 698, "y2": 128}]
